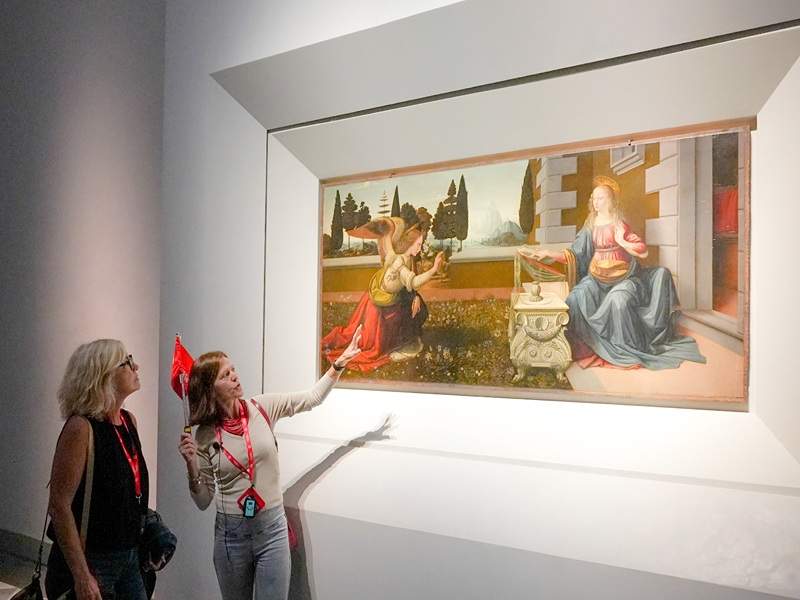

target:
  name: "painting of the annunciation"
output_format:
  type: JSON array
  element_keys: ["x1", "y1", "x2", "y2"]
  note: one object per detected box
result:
[{"x1": 318, "y1": 128, "x2": 748, "y2": 408}]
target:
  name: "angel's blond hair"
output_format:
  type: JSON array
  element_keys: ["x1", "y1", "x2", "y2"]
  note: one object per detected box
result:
[{"x1": 394, "y1": 225, "x2": 423, "y2": 254}]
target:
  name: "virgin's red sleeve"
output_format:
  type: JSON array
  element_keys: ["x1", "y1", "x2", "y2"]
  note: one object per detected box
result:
[{"x1": 622, "y1": 221, "x2": 647, "y2": 254}]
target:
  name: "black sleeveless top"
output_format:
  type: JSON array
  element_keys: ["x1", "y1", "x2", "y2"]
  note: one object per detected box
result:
[{"x1": 49, "y1": 410, "x2": 150, "y2": 552}]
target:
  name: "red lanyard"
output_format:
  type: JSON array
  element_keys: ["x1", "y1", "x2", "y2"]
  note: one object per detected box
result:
[
  {"x1": 215, "y1": 400, "x2": 256, "y2": 484},
  {"x1": 112, "y1": 414, "x2": 142, "y2": 501}
]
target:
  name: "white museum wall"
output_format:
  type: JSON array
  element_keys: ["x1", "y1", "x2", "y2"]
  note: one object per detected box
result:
[
  {"x1": 159, "y1": 2, "x2": 800, "y2": 599},
  {"x1": 750, "y1": 55, "x2": 800, "y2": 461},
  {"x1": 263, "y1": 110, "x2": 800, "y2": 596},
  {"x1": 0, "y1": 2, "x2": 164, "y2": 542},
  {"x1": 158, "y1": 1, "x2": 463, "y2": 596},
  {"x1": 263, "y1": 138, "x2": 321, "y2": 391}
]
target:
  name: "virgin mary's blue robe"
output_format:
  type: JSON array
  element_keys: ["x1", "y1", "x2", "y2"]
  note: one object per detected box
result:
[{"x1": 565, "y1": 228, "x2": 706, "y2": 370}]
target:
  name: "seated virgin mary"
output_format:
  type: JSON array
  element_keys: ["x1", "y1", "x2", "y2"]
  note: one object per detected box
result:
[{"x1": 518, "y1": 176, "x2": 706, "y2": 370}]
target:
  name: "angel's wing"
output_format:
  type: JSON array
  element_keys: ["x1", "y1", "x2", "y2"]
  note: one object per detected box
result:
[{"x1": 348, "y1": 216, "x2": 404, "y2": 261}]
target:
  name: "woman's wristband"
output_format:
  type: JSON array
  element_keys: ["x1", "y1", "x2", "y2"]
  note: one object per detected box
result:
[{"x1": 332, "y1": 361, "x2": 345, "y2": 372}]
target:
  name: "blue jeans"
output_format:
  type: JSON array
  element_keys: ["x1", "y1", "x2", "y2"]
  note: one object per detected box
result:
[
  {"x1": 214, "y1": 505, "x2": 291, "y2": 600},
  {"x1": 45, "y1": 544, "x2": 147, "y2": 600}
]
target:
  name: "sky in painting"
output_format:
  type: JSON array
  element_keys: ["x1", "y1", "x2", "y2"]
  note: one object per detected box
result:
[{"x1": 321, "y1": 159, "x2": 529, "y2": 242}]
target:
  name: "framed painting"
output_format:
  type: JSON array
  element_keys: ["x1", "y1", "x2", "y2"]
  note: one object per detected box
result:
[{"x1": 317, "y1": 120, "x2": 750, "y2": 409}]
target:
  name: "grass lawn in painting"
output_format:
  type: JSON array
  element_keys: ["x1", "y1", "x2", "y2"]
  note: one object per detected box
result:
[{"x1": 321, "y1": 297, "x2": 572, "y2": 391}]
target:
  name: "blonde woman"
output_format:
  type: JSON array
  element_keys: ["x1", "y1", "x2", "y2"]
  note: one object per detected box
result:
[
  {"x1": 520, "y1": 177, "x2": 705, "y2": 370},
  {"x1": 46, "y1": 339, "x2": 149, "y2": 600}
]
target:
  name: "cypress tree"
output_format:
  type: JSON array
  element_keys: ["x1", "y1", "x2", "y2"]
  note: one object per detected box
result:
[
  {"x1": 330, "y1": 190, "x2": 343, "y2": 251},
  {"x1": 391, "y1": 186, "x2": 401, "y2": 217},
  {"x1": 442, "y1": 179, "x2": 459, "y2": 249},
  {"x1": 455, "y1": 174, "x2": 469, "y2": 251},
  {"x1": 519, "y1": 160, "x2": 535, "y2": 236},
  {"x1": 341, "y1": 192, "x2": 358, "y2": 249}
]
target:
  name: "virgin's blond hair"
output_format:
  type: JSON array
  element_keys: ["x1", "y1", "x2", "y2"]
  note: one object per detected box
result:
[
  {"x1": 58, "y1": 339, "x2": 126, "y2": 419},
  {"x1": 582, "y1": 183, "x2": 624, "y2": 231}
]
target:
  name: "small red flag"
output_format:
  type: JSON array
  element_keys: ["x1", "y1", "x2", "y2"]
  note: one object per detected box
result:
[{"x1": 171, "y1": 335, "x2": 194, "y2": 399}]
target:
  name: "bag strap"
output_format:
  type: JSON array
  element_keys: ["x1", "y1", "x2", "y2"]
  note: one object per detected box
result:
[
  {"x1": 34, "y1": 417, "x2": 95, "y2": 573},
  {"x1": 33, "y1": 510, "x2": 48, "y2": 578},
  {"x1": 250, "y1": 398, "x2": 278, "y2": 451}
]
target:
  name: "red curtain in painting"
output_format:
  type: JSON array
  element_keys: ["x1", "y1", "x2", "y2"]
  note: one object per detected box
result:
[{"x1": 713, "y1": 186, "x2": 738, "y2": 235}]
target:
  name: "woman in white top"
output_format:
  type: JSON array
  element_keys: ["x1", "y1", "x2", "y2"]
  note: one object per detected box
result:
[{"x1": 177, "y1": 328, "x2": 361, "y2": 600}]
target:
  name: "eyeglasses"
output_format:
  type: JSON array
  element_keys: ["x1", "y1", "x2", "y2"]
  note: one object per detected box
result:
[{"x1": 118, "y1": 354, "x2": 135, "y2": 370}]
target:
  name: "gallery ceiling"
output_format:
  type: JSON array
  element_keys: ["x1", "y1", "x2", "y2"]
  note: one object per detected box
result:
[
  {"x1": 272, "y1": 26, "x2": 800, "y2": 179},
  {"x1": 213, "y1": 0, "x2": 800, "y2": 134}
]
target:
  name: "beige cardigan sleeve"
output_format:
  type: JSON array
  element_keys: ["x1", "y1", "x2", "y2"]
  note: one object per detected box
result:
[{"x1": 253, "y1": 371, "x2": 340, "y2": 425}]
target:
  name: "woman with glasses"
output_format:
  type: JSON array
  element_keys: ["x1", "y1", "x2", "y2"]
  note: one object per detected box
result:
[
  {"x1": 177, "y1": 326, "x2": 362, "y2": 600},
  {"x1": 45, "y1": 339, "x2": 150, "y2": 600}
]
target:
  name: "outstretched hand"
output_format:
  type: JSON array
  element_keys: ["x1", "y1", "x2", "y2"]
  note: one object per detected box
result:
[
  {"x1": 518, "y1": 246, "x2": 561, "y2": 263},
  {"x1": 335, "y1": 324, "x2": 363, "y2": 368},
  {"x1": 518, "y1": 246, "x2": 545, "y2": 261},
  {"x1": 433, "y1": 251, "x2": 445, "y2": 271}
]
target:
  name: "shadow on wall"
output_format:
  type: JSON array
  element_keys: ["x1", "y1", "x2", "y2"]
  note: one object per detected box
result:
[{"x1": 283, "y1": 417, "x2": 392, "y2": 600}]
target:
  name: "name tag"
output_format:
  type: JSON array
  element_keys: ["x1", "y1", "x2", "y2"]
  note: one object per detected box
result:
[{"x1": 237, "y1": 486, "x2": 265, "y2": 518}]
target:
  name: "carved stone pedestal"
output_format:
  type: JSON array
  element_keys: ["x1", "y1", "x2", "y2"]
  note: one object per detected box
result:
[{"x1": 508, "y1": 291, "x2": 571, "y2": 383}]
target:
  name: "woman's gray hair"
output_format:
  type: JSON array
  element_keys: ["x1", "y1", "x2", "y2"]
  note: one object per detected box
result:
[{"x1": 58, "y1": 339, "x2": 126, "y2": 419}]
